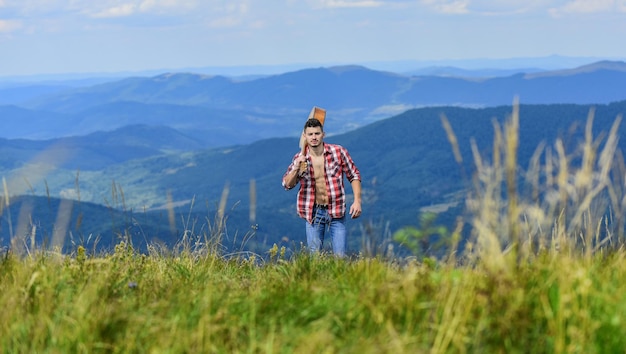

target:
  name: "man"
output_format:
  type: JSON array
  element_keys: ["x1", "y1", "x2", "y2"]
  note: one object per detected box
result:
[{"x1": 282, "y1": 118, "x2": 362, "y2": 257}]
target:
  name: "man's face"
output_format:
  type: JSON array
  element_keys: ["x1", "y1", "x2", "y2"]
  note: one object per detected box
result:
[{"x1": 304, "y1": 126, "x2": 324, "y2": 147}]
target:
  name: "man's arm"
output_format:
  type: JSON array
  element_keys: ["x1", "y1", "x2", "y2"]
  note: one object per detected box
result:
[
  {"x1": 282, "y1": 154, "x2": 306, "y2": 189},
  {"x1": 349, "y1": 179, "x2": 362, "y2": 218},
  {"x1": 283, "y1": 165, "x2": 301, "y2": 189}
]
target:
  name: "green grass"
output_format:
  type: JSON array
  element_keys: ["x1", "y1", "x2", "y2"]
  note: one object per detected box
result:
[{"x1": 2, "y1": 247, "x2": 626, "y2": 353}]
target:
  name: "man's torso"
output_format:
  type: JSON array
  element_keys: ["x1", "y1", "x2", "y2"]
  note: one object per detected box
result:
[{"x1": 311, "y1": 154, "x2": 329, "y2": 205}]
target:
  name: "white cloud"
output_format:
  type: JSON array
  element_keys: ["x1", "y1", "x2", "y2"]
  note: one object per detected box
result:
[
  {"x1": 88, "y1": 0, "x2": 204, "y2": 18},
  {"x1": 91, "y1": 3, "x2": 137, "y2": 18},
  {"x1": 439, "y1": 0, "x2": 470, "y2": 13},
  {"x1": 0, "y1": 19, "x2": 21, "y2": 32},
  {"x1": 549, "y1": 0, "x2": 626, "y2": 15},
  {"x1": 320, "y1": 0, "x2": 384, "y2": 7},
  {"x1": 139, "y1": 0, "x2": 174, "y2": 11},
  {"x1": 207, "y1": 16, "x2": 242, "y2": 28},
  {"x1": 203, "y1": 1, "x2": 252, "y2": 28},
  {"x1": 137, "y1": 0, "x2": 199, "y2": 14},
  {"x1": 465, "y1": 0, "x2": 553, "y2": 15},
  {"x1": 1, "y1": 0, "x2": 78, "y2": 15},
  {"x1": 557, "y1": 0, "x2": 613, "y2": 13},
  {"x1": 415, "y1": 0, "x2": 626, "y2": 16},
  {"x1": 0, "y1": 0, "x2": 258, "y2": 34},
  {"x1": 420, "y1": 0, "x2": 469, "y2": 14},
  {"x1": 0, "y1": 0, "x2": 203, "y2": 19}
]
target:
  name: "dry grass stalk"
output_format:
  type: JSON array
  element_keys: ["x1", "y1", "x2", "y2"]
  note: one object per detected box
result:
[{"x1": 448, "y1": 100, "x2": 626, "y2": 272}]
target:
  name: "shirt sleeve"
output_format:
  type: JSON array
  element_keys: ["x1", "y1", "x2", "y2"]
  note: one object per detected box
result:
[
  {"x1": 341, "y1": 147, "x2": 361, "y2": 182},
  {"x1": 282, "y1": 153, "x2": 300, "y2": 190}
]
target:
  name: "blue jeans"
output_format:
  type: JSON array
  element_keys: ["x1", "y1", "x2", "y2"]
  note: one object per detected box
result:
[{"x1": 305, "y1": 205, "x2": 346, "y2": 257}]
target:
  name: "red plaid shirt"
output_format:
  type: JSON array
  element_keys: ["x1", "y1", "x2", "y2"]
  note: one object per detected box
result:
[{"x1": 283, "y1": 143, "x2": 361, "y2": 223}]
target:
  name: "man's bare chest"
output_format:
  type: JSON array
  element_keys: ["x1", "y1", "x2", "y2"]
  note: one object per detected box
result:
[{"x1": 311, "y1": 155, "x2": 325, "y2": 176}]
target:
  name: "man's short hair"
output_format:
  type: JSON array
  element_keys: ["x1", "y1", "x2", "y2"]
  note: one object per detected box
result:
[{"x1": 304, "y1": 118, "x2": 323, "y2": 131}]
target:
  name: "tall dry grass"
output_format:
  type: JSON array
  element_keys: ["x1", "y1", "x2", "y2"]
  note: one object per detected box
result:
[{"x1": 442, "y1": 99, "x2": 625, "y2": 270}]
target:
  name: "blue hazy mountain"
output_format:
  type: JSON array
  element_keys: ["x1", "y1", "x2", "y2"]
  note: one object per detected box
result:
[{"x1": 2, "y1": 60, "x2": 626, "y2": 145}]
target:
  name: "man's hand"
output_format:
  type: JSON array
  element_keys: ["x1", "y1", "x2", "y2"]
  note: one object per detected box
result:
[
  {"x1": 293, "y1": 155, "x2": 306, "y2": 166},
  {"x1": 294, "y1": 155, "x2": 307, "y2": 175},
  {"x1": 349, "y1": 201, "x2": 362, "y2": 219}
]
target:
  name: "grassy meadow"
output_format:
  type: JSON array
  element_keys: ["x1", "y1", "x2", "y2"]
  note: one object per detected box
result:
[{"x1": 3, "y1": 104, "x2": 626, "y2": 353}]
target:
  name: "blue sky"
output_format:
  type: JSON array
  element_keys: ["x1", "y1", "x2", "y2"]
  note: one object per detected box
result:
[{"x1": 1, "y1": 0, "x2": 625, "y2": 77}]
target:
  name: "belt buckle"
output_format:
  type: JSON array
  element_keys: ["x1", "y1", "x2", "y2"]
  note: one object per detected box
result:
[{"x1": 316, "y1": 204, "x2": 328, "y2": 209}]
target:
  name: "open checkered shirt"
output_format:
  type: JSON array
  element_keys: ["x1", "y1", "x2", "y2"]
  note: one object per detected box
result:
[{"x1": 283, "y1": 143, "x2": 361, "y2": 223}]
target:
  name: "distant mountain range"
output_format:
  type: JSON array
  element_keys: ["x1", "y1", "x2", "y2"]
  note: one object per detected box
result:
[
  {"x1": 1, "y1": 54, "x2": 612, "y2": 82},
  {"x1": 3, "y1": 60, "x2": 626, "y2": 255},
  {"x1": 1, "y1": 60, "x2": 626, "y2": 146}
]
